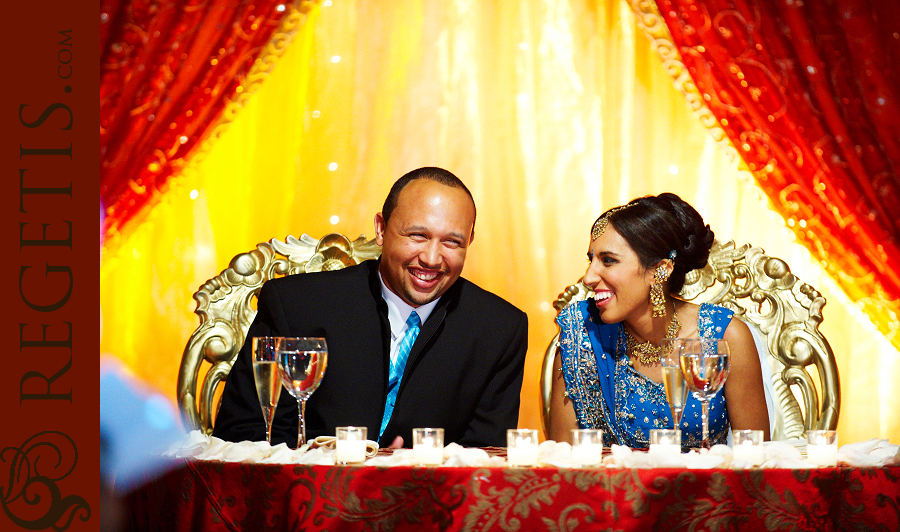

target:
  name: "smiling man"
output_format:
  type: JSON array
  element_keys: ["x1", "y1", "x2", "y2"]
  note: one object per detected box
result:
[{"x1": 213, "y1": 167, "x2": 528, "y2": 448}]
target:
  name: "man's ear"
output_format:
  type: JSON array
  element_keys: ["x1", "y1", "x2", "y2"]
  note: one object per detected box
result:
[
  {"x1": 469, "y1": 228, "x2": 475, "y2": 246},
  {"x1": 374, "y1": 212, "x2": 386, "y2": 246}
]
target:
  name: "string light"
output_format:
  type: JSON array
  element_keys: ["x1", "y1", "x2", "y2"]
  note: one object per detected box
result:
[{"x1": 330, "y1": 215, "x2": 340, "y2": 225}]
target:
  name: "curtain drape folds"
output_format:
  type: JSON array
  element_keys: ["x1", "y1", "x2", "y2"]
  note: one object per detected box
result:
[
  {"x1": 653, "y1": 0, "x2": 900, "y2": 346},
  {"x1": 100, "y1": 0, "x2": 315, "y2": 244}
]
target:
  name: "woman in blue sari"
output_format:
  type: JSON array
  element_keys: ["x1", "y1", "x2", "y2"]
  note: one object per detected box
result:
[{"x1": 548, "y1": 193, "x2": 770, "y2": 449}]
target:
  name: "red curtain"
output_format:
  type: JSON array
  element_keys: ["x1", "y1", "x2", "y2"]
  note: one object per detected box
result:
[
  {"x1": 100, "y1": 0, "x2": 307, "y2": 242},
  {"x1": 654, "y1": 0, "x2": 900, "y2": 337}
]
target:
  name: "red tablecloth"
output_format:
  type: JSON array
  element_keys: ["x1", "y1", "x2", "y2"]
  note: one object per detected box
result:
[{"x1": 123, "y1": 458, "x2": 900, "y2": 531}]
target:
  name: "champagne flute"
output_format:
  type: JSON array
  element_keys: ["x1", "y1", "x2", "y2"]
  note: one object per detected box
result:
[
  {"x1": 679, "y1": 338, "x2": 730, "y2": 449},
  {"x1": 252, "y1": 337, "x2": 282, "y2": 445},
  {"x1": 660, "y1": 338, "x2": 689, "y2": 432},
  {"x1": 276, "y1": 337, "x2": 328, "y2": 448}
]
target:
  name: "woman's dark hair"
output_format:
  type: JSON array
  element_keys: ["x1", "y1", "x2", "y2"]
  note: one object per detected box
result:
[{"x1": 602, "y1": 192, "x2": 715, "y2": 294}]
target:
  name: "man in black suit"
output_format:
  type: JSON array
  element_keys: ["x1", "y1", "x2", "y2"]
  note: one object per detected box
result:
[{"x1": 212, "y1": 167, "x2": 528, "y2": 448}]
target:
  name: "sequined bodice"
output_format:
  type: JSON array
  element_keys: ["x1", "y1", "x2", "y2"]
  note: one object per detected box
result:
[{"x1": 557, "y1": 301, "x2": 733, "y2": 449}]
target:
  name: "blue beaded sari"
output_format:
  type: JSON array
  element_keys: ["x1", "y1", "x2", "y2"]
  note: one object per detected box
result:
[{"x1": 557, "y1": 301, "x2": 733, "y2": 450}]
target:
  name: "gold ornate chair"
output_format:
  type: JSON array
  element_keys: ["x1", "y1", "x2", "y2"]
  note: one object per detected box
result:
[
  {"x1": 540, "y1": 240, "x2": 840, "y2": 442},
  {"x1": 177, "y1": 233, "x2": 381, "y2": 434}
]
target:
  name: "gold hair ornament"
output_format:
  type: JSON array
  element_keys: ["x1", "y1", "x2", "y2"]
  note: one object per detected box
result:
[{"x1": 591, "y1": 203, "x2": 635, "y2": 241}]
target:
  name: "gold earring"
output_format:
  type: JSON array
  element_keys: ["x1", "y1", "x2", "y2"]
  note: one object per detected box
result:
[{"x1": 650, "y1": 265, "x2": 670, "y2": 318}]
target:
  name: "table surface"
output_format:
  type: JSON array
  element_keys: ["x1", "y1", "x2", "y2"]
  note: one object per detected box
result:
[{"x1": 123, "y1": 448, "x2": 900, "y2": 532}]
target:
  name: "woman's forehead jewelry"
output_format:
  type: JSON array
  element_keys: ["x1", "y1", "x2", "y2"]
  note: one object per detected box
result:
[{"x1": 591, "y1": 203, "x2": 635, "y2": 241}]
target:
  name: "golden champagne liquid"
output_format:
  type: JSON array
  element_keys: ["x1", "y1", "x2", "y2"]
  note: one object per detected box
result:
[
  {"x1": 661, "y1": 365, "x2": 687, "y2": 409},
  {"x1": 253, "y1": 361, "x2": 283, "y2": 414}
]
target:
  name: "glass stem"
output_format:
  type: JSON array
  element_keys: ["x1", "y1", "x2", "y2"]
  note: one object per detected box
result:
[
  {"x1": 297, "y1": 398, "x2": 307, "y2": 449},
  {"x1": 265, "y1": 409, "x2": 272, "y2": 444},
  {"x1": 671, "y1": 407, "x2": 682, "y2": 430},
  {"x1": 700, "y1": 399, "x2": 710, "y2": 449}
]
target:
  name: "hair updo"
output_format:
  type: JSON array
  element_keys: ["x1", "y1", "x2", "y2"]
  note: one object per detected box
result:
[{"x1": 599, "y1": 192, "x2": 715, "y2": 295}]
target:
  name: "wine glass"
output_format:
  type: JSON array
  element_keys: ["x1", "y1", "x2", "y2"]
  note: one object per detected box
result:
[
  {"x1": 660, "y1": 338, "x2": 689, "y2": 432},
  {"x1": 252, "y1": 337, "x2": 283, "y2": 445},
  {"x1": 679, "y1": 338, "x2": 730, "y2": 449},
  {"x1": 276, "y1": 337, "x2": 328, "y2": 448}
]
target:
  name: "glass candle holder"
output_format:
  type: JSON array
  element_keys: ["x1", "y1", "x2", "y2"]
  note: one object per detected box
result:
[
  {"x1": 335, "y1": 426, "x2": 367, "y2": 465},
  {"x1": 806, "y1": 430, "x2": 838, "y2": 467},
  {"x1": 412, "y1": 428, "x2": 444, "y2": 466},
  {"x1": 732, "y1": 429, "x2": 764, "y2": 466},
  {"x1": 649, "y1": 429, "x2": 681, "y2": 454},
  {"x1": 571, "y1": 429, "x2": 603, "y2": 466},
  {"x1": 507, "y1": 429, "x2": 540, "y2": 467}
]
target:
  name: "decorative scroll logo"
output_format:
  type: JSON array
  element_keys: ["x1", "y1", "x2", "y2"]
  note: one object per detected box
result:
[{"x1": 1, "y1": 431, "x2": 90, "y2": 530}]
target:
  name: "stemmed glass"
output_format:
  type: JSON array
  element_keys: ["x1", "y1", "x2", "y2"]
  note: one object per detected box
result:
[
  {"x1": 276, "y1": 337, "x2": 328, "y2": 448},
  {"x1": 252, "y1": 337, "x2": 283, "y2": 445},
  {"x1": 660, "y1": 338, "x2": 689, "y2": 432},
  {"x1": 679, "y1": 338, "x2": 730, "y2": 449}
]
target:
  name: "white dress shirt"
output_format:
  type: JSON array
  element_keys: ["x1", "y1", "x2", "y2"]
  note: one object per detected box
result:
[{"x1": 378, "y1": 272, "x2": 439, "y2": 366}]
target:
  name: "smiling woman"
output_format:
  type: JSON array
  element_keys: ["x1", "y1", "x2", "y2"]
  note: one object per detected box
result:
[{"x1": 549, "y1": 193, "x2": 770, "y2": 450}]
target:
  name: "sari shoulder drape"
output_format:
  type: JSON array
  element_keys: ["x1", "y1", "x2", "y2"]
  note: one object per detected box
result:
[{"x1": 558, "y1": 301, "x2": 732, "y2": 449}]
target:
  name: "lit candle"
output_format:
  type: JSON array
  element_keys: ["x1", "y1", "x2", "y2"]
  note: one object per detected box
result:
[
  {"x1": 571, "y1": 429, "x2": 603, "y2": 466},
  {"x1": 335, "y1": 426, "x2": 367, "y2": 465},
  {"x1": 806, "y1": 430, "x2": 838, "y2": 467},
  {"x1": 732, "y1": 429, "x2": 764, "y2": 466},
  {"x1": 507, "y1": 429, "x2": 539, "y2": 467},
  {"x1": 412, "y1": 428, "x2": 444, "y2": 466},
  {"x1": 572, "y1": 443, "x2": 603, "y2": 466},
  {"x1": 649, "y1": 429, "x2": 681, "y2": 454}
]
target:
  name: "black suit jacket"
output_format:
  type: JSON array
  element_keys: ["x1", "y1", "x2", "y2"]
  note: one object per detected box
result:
[{"x1": 212, "y1": 259, "x2": 528, "y2": 447}]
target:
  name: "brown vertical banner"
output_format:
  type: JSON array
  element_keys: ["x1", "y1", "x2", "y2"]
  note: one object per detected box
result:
[{"x1": 1, "y1": 2, "x2": 99, "y2": 532}]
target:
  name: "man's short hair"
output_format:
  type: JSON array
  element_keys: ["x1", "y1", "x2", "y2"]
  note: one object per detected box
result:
[{"x1": 381, "y1": 167, "x2": 476, "y2": 227}]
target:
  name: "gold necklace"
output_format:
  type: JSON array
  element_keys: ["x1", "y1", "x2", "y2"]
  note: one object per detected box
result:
[{"x1": 624, "y1": 305, "x2": 680, "y2": 365}]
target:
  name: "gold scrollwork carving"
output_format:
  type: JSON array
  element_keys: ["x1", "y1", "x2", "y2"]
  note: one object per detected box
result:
[{"x1": 177, "y1": 233, "x2": 381, "y2": 433}]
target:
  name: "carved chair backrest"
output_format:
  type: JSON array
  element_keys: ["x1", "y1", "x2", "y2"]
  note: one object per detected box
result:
[{"x1": 177, "y1": 233, "x2": 381, "y2": 434}]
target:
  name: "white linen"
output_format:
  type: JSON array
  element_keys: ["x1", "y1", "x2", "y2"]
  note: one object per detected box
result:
[
  {"x1": 164, "y1": 431, "x2": 899, "y2": 469},
  {"x1": 837, "y1": 438, "x2": 900, "y2": 467}
]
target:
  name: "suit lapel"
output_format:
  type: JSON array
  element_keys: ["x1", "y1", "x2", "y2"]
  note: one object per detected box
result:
[
  {"x1": 365, "y1": 260, "x2": 393, "y2": 390},
  {"x1": 397, "y1": 281, "x2": 460, "y2": 393}
]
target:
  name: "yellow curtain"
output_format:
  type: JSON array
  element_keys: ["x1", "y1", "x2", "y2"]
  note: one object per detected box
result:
[{"x1": 100, "y1": 0, "x2": 899, "y2": 444}]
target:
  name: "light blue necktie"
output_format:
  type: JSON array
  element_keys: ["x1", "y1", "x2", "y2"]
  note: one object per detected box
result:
[{"x1": 379, "y1": 311, "x2": 421, "y2": 440}]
